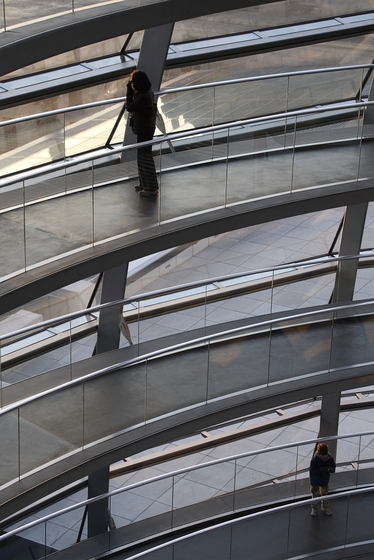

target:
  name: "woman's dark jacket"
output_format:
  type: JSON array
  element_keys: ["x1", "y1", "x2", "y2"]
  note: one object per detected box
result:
[
  {"x1": 126, "y1": 84, "x2": 156, "y2": 136},
  {"x1": 309, "y1": 453, "x2": 336, "y2": 487}
]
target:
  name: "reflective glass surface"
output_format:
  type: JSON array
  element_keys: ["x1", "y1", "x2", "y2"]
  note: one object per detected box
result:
[
  {"x1": 2, "y1": 434, "x2": 374, "y2": 557},
  {"x1": 172, "y1": 2, "x2": 374, "y2": 43}
]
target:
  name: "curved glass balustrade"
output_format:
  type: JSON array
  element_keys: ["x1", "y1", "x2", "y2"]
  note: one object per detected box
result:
[
  {"x1": 1, "y1": 299, "x2": 374, "y2": 491},
  {"x1": 100, "y1": 488, "x2": 374, "y2": 560},
  {"x1": 2, "y1": 252, "x2": 374, "y2": 406},
  {"x1": 1, "y1": 64, "x2": 372, "y2": 176},
  {"x1": 0, "y1": 0, "x2": 162, "y2": 32},
  {"x1": 0, "y1": 100, "x2": 372, "y2": 282},
  {"x1": 1, "y1": 1, "x2": 373, "y2": 35},
  {"x1": 1, "y1": 432, "x2": 374, "y2": 558}
]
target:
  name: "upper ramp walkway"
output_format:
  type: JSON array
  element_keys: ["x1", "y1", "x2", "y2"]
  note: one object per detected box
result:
[{"x1": 1, "y1": 91, "x2": 374, "y2": 313}]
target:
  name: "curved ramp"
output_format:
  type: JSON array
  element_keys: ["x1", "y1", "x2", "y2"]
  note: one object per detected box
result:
[
  {"x1": 1, "y1": 304, "x2": 374, "y2": 520},
  {"x1": 1, "y1": 136, "x2": 374, "y2": 315}
]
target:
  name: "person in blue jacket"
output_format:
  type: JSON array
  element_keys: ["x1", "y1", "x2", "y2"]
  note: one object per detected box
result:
[
  {"x1": 309, "y1": 442, "x2": 336, "y2": 516},
  {"x1": 126, "y1": 69, "x2": 159, "y2": 197}
]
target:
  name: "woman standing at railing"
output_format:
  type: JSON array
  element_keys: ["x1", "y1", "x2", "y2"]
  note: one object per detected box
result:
[
  {"x1": 126, "y1": 70, "x2": 159, "y2": 197},
  {"x1": 309, "y1": 443, "x2": 336, "y2": 517}
]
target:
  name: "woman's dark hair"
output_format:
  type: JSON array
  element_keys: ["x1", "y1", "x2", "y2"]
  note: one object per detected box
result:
[
  {"x1": 316, "y1": 443, "x2": 329, "y2": 456},
  {"x1": 130, "y1": 70, "x2": 152, "y2": 91}
]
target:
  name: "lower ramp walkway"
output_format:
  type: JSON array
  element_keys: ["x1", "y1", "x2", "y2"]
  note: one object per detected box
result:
[{"x1": 1, "y1": 301, "x2": 374, "y2": 520}]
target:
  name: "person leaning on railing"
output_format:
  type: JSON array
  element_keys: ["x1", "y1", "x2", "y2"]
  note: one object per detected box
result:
[
  {"x1": 125, "y1": 69, "x2": 159, "y2": 197},
  {"x1": 309, "y1": 442, "x2": 336, "y2": 517}
]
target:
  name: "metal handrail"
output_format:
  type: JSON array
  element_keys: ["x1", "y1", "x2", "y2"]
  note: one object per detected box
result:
[
  {"x1": 0, "y1": 99, "x2": 371, "y2": 189},
  {"x1": 156, "y1": 63, "x2": 374, "y2": 95},
  {"x1": 0, "y1": 62, "x2": 371, "y2": 128},
  {"x1": 123, "y1": 486, "x2": 374, "y2": 560},
  {"x1": 2, "y1": 296, "x2": 374, "y2": 413},
  {"x1": 0, "y1": 251, "x2": 367, "y2": 345},
  {"x1": 0, "y1": 428, "x2": 372, "y2": 543}
]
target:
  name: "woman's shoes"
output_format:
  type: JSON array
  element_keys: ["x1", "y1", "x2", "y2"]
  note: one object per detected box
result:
[
  {"x1": 135, "y1": 185, "x2": 158, "y2": 196},
  {"x1": 139, "y1": 189, "x2": 158, "y2": 197}
]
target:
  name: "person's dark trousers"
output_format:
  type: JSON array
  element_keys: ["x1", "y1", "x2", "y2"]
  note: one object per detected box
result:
[{"x1": 137, "y1": 133, "x2": 159, "y2": 192}]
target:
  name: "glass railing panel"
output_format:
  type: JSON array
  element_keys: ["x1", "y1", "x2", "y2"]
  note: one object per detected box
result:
[
  {"x1": 0, "y1": 408, "x2": 19, "y2": 486},
  {"x1": 207, "y1": 331, "x2": 270, "y2": 401},
  {"x1": 330, "y1": 309, "x2": 374, "y2": 370},
  {"x1": 92, "y1": 159, "x2": 158, "y2": 245},
  {"x1": 65, "y1": 103, "x2": 124, "y2": 158},
  {"x1": 65, "y1": 161, "x2": 93, "y2": 192},
  {"x1": 355, "y1": 433, "x2": 374, "y2": 486},
  {"x1": 231, "y1": 510, "x2": 290, "y2": 560},
  {"x1": 294, "y1": 109, "x2": 362, "y2": 147},
  {"x1": 159, "y1": 132, "x2": 215, "y2": 170},
  {"x1": 213, "y1": 78, "x2": 288, "y2": 124},
  {"x1": 6, "y1": 522, "x2": 49, "y2": 557},
  {"x1": 0, "y1": 203, "x2": 25, "y2": 278},
  {"x1": 145, "y1": 346, "x2": 209, "y2": 421},
  {"x1": 110, "y1": 477, "x2": 173, "y2": 544},
  {"x1": 271, "y1": 274, "x2": 335, "y2": 312},
  {"x1": 234, "y1": 450, "x2": 298, "y2": 510},
  {"x1": 288, "y1": 68, "x2": 366, "y2": 110},
  {"x1": 0, "y1": 116, "x2": 61, "y2": 176},
  {"x1": 71, "y1": 332, "x2": 97, "y2": 377},
  {"x1": 291, "y1": 120, "x2": 361, "y2": 192},
  {"x1": 134, "y1": 289, "x2": 209, "y2": 346},
  {"x1": 289, "y1": 498, "x2": 349, "y2": 556},
  {"x1": 226, "y1": 121, "x2": 292, "y2": 205},
  {"x1": 268, "y1": 312, "x2": 334, "y2": 384},
  {"x1": 2, "y1": 349, "x2": 72, "y2": 406},
  {"x1": 295, "y1": 442, "x2": 314, "y2": 483},
  {"x1": 172, "y1": 461, "x2": 235, "y2": 527},
  {"x1": 0, "y1": 318, "x2": 74, "y2": 405},
  {"x1": 204, "y1": 284, "x2": 273, "y2": 326},
  {"x1": 0, "y1": 179, "x2": 23, "y2": 211},
  {"x1": 19, "y1": 384, "x2": 83, "y2": 476},
  {"x1": 24, "y1": 169, "x2": 67, "y2": 203},
  {"x1": 83, "y1": 363, "x2": 146, "y2": 445},
  {"x1": 159, "y1": 87, "x2": 214, "y2": 134},
  {"x1": 46, "y1": 504, "x2": 87, "y2": 552},
  {"x1": 128, "y1": 491, "x2": 372, "y2": 560},
  {"x1": 4, "y1": 0, "x2": 72, "y2": 28},
  {"x1": 24, "y1": 182, "x2": 94, "y2": 269},
  {"x1": 159, "y1": 138, "x2": 227, "y2": 222},
  {"x1": 354, "y1": 264, "x2": 374, "y2": 300},
  {"x1": 359, "y1": 108, "x2": 374, "y2": 180}
]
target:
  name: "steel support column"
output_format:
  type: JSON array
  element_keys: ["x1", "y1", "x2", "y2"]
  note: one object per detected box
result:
[
  {"x1": 332, "y1": 202, "x2": 368, "y2": 303},
  {"x1": 320, "y1": 203, "x2": 367, "y2": 449},
  {"x1": 87, "y1": 261, "x2": 129, "y2": 537},
  {"x1": 318, "y1": 392, "x2": 341, "y2": 461},
  {"x1": 96, "y1": 262, "x2": 129, "y2": 354},
  {"x1": 87, "y1": 466, "x2": 111, "y2": 537},
  {"x1": 123, "y1": 22, "x2": 174, "y2": 148}
]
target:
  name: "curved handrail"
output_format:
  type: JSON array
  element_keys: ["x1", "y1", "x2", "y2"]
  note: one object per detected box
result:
[
  {"x1": 0, "y1": 429, "x2": 372, "y2": 543},
  {"x1": 158, "y1": 63, "x2": 374, "y2": 95},
  {"x1": 0, "y1": 60, "x2": 373, "y2": 177},
  {"x1": 0, "y1": 62, "x2": 371, "y2": 128},
  {"x1": 0, "y1": 99, "x2": 371, "y2": 190},
  {"x1": 122, "y1": 486, "x2": 374, "y2": 560},
  {"x1": 0, "y1": 251, "x2": 351, "y2": 344},
  {"x1": 0, "y1": 299, "x2": 373, "y2": 537},
  {"x1": 2, "y1": 296, "x2": 374, "y2": 413}
]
